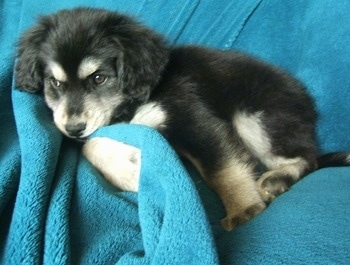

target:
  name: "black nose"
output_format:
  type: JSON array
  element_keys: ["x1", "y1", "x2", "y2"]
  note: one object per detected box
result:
[{"x1": 65, "y1": 123, "x2": 86, "y2": 137}]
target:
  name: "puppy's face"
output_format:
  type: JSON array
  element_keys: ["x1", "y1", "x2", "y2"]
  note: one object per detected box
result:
[
  {"x1": 43, "y1": 56, "x2": 123, "y2": 138},
  {"x1": 15, "y1": 8, "x2": 168, "y2": 139}
]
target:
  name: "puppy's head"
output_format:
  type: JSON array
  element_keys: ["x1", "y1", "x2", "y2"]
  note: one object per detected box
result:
[{"x1": 15, "y1": 8, "x2": 169, "y2": 139}]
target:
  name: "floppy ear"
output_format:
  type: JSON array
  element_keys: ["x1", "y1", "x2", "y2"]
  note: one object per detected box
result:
[
  {"x1": 113, "y1": 18, "x2": 169, "y2": 103},
  {"x1": 15, "y1": 21, "x2": 49, "y2": 93}
]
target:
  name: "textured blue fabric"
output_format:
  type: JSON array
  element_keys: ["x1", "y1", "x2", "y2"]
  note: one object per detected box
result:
[
  {"x1": 1, "y1": 0, "x2": 349, "y2": 264},
  {"x1": 217, "y1": 167, "x2": 350, "y2": 264}
]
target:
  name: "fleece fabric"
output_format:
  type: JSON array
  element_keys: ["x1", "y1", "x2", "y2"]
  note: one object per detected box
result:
[{"x1": 0, "y1": 0, "x2": 349, "y2": 264}]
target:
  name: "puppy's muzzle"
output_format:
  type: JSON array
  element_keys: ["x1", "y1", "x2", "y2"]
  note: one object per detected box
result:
[{"x1": 65, "y1": 123, "x2": 86, "y2": 138}]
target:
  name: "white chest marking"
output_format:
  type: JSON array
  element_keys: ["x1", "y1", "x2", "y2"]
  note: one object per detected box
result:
[{"x1": 131, "y1": 102, "x2": 167, "y2": 130}]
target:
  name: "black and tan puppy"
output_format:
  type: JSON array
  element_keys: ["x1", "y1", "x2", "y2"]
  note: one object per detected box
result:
[{"x1": 15, "y1": 8, "x2": 350, "y2": 230}]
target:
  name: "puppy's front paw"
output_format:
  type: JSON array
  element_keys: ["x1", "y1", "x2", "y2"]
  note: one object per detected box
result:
[{"x1": 82, "y1": 137, "x2": 141, "y2": 192}]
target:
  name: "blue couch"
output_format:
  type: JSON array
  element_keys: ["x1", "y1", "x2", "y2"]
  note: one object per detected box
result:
[{"x1": 1, "y1": 1, "x2": 349, "y2": 264}]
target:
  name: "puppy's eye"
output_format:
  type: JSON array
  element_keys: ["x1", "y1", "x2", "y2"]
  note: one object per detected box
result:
[
  {"x1": 50, "y1": 78, "x2": 62, "y2": 88},
  {"x1": 93, "y1": 74, "x2": 108, "y2": 85}
]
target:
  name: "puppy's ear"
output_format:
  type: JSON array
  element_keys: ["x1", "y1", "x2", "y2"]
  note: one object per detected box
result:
[
  {"x1": 113, "y1": 20, "x2": 169, "y2": 103},
  {"x1": 15, "y1": 21, "x2": 49, "y2": 93}
]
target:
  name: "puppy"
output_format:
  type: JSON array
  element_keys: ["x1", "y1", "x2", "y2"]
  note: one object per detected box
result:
[{"x1": 15, "y1": 7, "x2": 350, "y2": 231}]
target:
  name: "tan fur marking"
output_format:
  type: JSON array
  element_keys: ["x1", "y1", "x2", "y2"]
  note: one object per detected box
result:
[
  {"x1": 78, "y1": 58, "x2": 102, "y2": 79},
  {"x1": 210, "y1": 161, "x2": 266, "y2": 230},
  {"x1": 183, "y1": 151, "x2": 265, "y2": 231},
  {"x1": 48, "y1": 61, "x2": 67, "y2": 82}
]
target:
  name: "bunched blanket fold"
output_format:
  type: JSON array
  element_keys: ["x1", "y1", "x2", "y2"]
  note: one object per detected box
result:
[{"x1": 1, "y1": 0, "x2": 349, "y2": 264}]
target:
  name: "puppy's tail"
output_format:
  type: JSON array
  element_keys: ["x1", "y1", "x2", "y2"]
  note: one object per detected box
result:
[{"x1": 317, "y1": 152, "x2": 350, "y2": 169}]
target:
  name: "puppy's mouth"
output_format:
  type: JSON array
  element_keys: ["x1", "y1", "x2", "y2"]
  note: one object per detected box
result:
[
  {"x1": 64, "y1": 123, "x2": 87, "y2": 137},
  {"x1": 59, "y1": 122, "x2": 98, "y2": 141},
  {"x1": 52, "y1": 107, "x2": 113, "y2": 140}
]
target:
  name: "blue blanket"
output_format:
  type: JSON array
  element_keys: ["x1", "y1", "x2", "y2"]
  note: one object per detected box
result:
[{"x1": 1, "y1": 0, "x2": 349, "y2": 264}]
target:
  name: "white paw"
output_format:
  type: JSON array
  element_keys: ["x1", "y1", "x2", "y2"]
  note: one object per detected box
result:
[{"x1": 82, "y1": 137, "x2": 141, "y2": 192}]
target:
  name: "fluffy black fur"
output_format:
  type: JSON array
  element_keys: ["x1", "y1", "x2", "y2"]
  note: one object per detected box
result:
[
  {"x1": 15, "y1": 8, "x2": 350, "y2": 230},
  {"x1": 15, "y1": 8, "x2": 168, "y2": 118}
]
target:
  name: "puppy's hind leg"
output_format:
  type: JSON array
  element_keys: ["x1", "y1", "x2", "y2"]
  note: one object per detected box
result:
[
  {"x1": 233, "y1": 110, "x2": 317, "y2": 203},
  {"x1": 178, "y1": 121, "x2": 266, "y2": 231},
  {"x1": 257, "y1": 156, "x2": 312, "y2": 203},
  {"x1": 209, "y1": 158, "x2": 266, "y2": 231}
]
